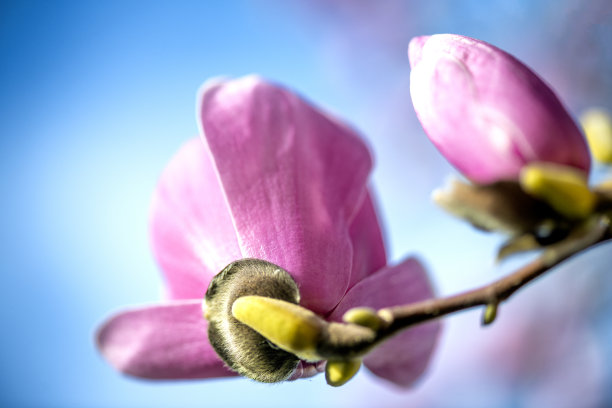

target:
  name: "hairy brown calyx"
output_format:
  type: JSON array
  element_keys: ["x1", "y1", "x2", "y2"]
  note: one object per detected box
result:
[{"x1": 204, "y1": 259, "x2": 303, "y2": 383}]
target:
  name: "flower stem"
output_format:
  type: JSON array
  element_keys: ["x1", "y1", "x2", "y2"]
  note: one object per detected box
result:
[
  {"x1": 230, "y1": 216, "x2": 610, "y2": 366},
  {"x1": 320, "y1": 215, "x2": 610, "y2": 358}
]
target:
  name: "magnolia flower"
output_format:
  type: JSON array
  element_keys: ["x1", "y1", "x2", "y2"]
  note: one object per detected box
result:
[
  {"x1": 409, "y1": 34, "x2": 591, "y2": 184},
  {"x1": 97, "y1": 76, "x2": 440, "y2": 387}
]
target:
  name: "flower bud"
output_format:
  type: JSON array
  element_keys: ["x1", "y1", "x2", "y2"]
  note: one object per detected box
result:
[
  {"x1": 325, "y1": 359, "x2": 362, "y2": 387},
  {"x1": 409, "y1": 34, "x2": 591, "y2": 183}
]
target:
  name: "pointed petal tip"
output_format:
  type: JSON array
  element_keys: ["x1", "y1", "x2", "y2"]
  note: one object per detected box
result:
[
  {"x1": 408, "y1": 36, "x2": 430, "y2": 68},
  {"x1": 196, "y1": 75, "x2": 271, "y2": 112}
]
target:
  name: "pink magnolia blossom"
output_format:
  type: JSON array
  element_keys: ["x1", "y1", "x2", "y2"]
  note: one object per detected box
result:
[
  {"x1": 409, "y1": 34, "x2": 591, "y2": 183},
  {"x1": 96, "y1": 76, "x2": 440, "y2": 387}
]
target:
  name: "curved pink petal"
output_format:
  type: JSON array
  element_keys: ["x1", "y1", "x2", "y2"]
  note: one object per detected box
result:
[
  {"x1": 409, "y1": 34, "x2": 591, "y2": 183},
  {"x1": 198, "y1": 76, "x2": 373, "y2": 314},
  {"x1": 347, "y1": 190, "x2": 387, "y2": 288},
  {"x1": 329, "y1": 257, "x2": 441, "y2": 387},
  {"x1": 97, "y1": 300, "x2": 237, "y2": 379},
  {"x1": 150, "y1": 138, "x2": 242, "y2": 299}
]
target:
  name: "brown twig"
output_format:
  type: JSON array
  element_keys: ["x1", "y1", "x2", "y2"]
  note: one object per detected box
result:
[
  {"x1": 315, "y1": 216, "x2": 610, "y2": 360},
  {"x1": 230, "y1": 215, "x2": 610, "y2": 368},
  {"x1": 374, "y1": 215, "x2": 610, "y2": 344}
]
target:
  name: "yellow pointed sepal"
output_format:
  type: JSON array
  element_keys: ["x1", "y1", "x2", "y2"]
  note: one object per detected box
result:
[
  {"x1": 231, "y1": 295, "x2": 326, "y2": 361},
  {"x1": 581, "y1": 108, "x2": 612, "y2": 164},
  {"x1": 519, "y1": 163, "x2": 596, "y2": 219},
  {"x1": 482, "y1": 302, "x2": 499, "y2": 325},
  {"x1": 325, "y1": 359, "x2": 362, "y2": 387}
]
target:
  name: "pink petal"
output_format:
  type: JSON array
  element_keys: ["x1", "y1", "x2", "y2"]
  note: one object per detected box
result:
[
  {"x1": 347, "y1": 190, "x2": 387, "y2": 288},
  {"x1": 409, "y1": 34, "x2": 591, "y2": 183},
  {"x1": 288, "y1": 361, "x2": 327, "y2": 381},
  {"x1": 150, "y1": 138, "x2": 242, "y2": 299},
  {"x1": 198, "y1": 76, "x2": 373, "y2": 315},
  {"x1": 97, "y1": 300, "x2": 237, "y2": 379},
  {"x1": 329, "y1": 257, "x2": 441, "y2": 388}
]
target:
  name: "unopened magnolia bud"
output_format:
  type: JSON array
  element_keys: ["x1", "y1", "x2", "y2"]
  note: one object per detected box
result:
[
  {"x1": 204, "y1": 259, "x2": 301, "y2": 383},
  {"x1": 409, "y1": 34, "x2": 590, "y2": 183}
]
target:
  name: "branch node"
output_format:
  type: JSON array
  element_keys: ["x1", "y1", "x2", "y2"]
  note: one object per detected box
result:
[{"x1": 376, "y1": 308, "x2": 394, "y2": 327}]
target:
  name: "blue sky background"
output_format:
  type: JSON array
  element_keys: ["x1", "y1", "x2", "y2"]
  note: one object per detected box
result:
[{"x1": 1, "y1": 1, "x2": 611, "y2": 407}]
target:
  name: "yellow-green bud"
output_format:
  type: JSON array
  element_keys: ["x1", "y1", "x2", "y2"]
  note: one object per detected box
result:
[
  {"x1": 232, "y1": 295, "x2": 325, "y2": 362},
  {"x1": 482, "y1": 302, "x2": 498, "y2": 325},
  {"x1": 325, "y1": 359, "x2": 362, "y2": 387},
  {"x1": 581, "y1": 108, "x2": 612, "y2": 164},
  {"x1": 342, "y1": 307, "x2": 384, "y2": 331},
  {"x1": 520, "y1": 163, "x2": 595, "y2": 219}
]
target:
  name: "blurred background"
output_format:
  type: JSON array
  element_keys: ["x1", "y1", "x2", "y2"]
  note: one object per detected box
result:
[{"x1": 1, "y1": 1, "x2": 611, "y2": 407}]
